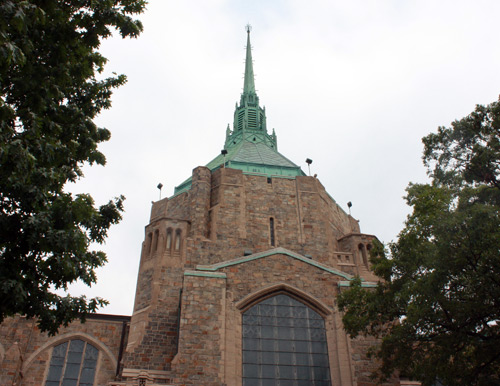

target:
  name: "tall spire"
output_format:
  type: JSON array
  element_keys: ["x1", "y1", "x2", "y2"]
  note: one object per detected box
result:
[
  {"x1": 243, "y1": 24, "x2": 256, "y2": 95},
  {"x1": 226, "y1": 26, "x2": 276, "y2": 151},
  {"x1": 174, "y1": 26, "x2": 305, "y2": 195}
]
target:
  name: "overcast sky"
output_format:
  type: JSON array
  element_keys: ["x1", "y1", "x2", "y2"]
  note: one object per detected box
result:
[{"x1": 64, "y1": 0, "x2": 500, "y2": 315}]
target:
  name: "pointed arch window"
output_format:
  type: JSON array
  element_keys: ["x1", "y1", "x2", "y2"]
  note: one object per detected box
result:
[
  {"x1": 174, "y1": 229, "x2": 181, "y2": 252},
  {"x1": 166, "y1": 228, "x2": 173, "y2": 252},
  {"x1": 153, "y1": 230, "x2": 159, "y2": 252},
  {"x1": 45, "y1": 339, "x2": 98, "y2": 386},
  {"x1": 366, "y1": 244, "x2": 372, "y2": 268},
  {"x1": 359, "y1": 244, "x2": 368, "y2": 267},
  {"x1": 146, "y1": 233, "x2": 153, "y2": 255},
  {"x1": 242, "y1": 294, "x2": 331, "y2": 385}
]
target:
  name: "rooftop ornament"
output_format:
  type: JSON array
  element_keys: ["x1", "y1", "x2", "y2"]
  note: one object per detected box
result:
[
  {"x1": 221, "y1": 149, "x2": 228, "y2": 168},
  {"x1": 157, "y1": 183, "x2": 163, "y2": 199},
  {"x1": 305, "y1": 158, "x2": 313, "y2": 176}
]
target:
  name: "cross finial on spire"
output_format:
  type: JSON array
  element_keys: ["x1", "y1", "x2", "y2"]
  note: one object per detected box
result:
[{"x1": 246, "y1": 24, "x2": 252, "y2": 33}]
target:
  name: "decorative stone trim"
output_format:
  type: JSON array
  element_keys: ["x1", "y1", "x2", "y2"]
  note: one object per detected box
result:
[
  {"x1": 337, "y1": 232, "x2": 377, "y2": 241},
  {"x1": 196, "y1": 247, "x2": 355, "y2": 280},
  {"x1": 121, "y1": 368, "x2": 172, "y2": 381},
  {"x1": 235, "y1": 282, "x2": 333, "y2": 316},
  {"x1": 131, "y1": 305, "x2": 151, "y2": 316},
  {"x1": 22, "y1": 331, "x2": 118, "y2": 375},
  {"x1": 184, "y1": 270, "x2": 227, "y2": 278},
  {"x1": 338, "y1": 281, "x2": 378, "y2": 288}
]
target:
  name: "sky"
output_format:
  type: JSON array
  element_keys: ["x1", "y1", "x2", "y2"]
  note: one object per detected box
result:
[{"x1": 65, "y1": 0, "x2": 500, "y2": 315}]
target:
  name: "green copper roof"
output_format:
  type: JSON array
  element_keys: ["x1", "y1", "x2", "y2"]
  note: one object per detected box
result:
[
  {"x1": 173, "y1": 27, "x2": 304, "y2": 196},
  {"x1": 206, "y1": 140, "x2": 300, "y2": 171},
  {"x1": 243, "y1": 25, "x2": 256, "y2": 95}
]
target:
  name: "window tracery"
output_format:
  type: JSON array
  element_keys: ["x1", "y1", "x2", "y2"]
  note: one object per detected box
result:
[
  {"x1": 242, "y1": 293, "x2": 331, "y2": 385},
  {"x1": 45, "y1": 339, "x2": 98, "y2": 386}
]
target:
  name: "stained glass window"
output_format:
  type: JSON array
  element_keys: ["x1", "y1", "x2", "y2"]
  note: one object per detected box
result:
[
  {"x1": 242, "y1": 294, "x2": 331, "y2": 386},
  {"x1": 45, "y1": 339, "x2": 98, "y2": 386}
]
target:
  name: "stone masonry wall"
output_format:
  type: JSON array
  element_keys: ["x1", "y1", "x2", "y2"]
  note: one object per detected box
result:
[
  {"x1": 169, "y1": 167, "x2": 374, "y2": 272},
  {"x1": 171, "y1": 274, "x2": 226, "y2": 386},
  {"x1": 349, "y1": 335, "x2": 400, "y2": 386},
  {"x1": 120, "y1": 165, "x2": 386, "y2": 385},
  {"x1": 193, "y1": 168, "x2": 371, "y2": 270},
  {"x1": 0, "y1": 315, "x2": 128, "y2": 386},
  {"x1": 167, "y1": 252, "x2": 400, "y2": 386},
  {"x1": 219, "y1": 253, "x2": 346, "y2": 386}
]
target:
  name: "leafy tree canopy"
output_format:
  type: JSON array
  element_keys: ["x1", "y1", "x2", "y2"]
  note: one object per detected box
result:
[
  {"x1": 0, "y1": 0, "x2": 146, "y2": 335},
  {"x1": 338, "y1": 97, "x2": 500, "y2": 385}
]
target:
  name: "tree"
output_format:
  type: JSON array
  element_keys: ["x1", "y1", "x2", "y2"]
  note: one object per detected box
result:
[
  {"x1": 338, "y1": 97, "x2": 500, "y2": 386},
  {"x1": 0, "y1": 0, "x2": 146, "y2": 335}
]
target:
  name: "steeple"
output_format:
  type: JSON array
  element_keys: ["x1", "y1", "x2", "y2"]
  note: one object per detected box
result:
[
  {"x1": 243, "y1": 24, "x2": 256, "y2": 95},
  {"x1": 174, "y1": 26, "x2": 305, "y2": 196},
  {"x1": 226, "y1": 25, "x2": 274, "y2": 149}
]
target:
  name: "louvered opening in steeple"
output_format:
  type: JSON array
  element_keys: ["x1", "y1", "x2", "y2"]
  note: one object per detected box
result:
[
  {"x1": 173, "y1": 26, "x2": 305, "y2": 196},
  {"x1": 248, "y1": 108, "x2": 257, "y2": 128},
  {"x1": 237, "y1": 110, "x2": 244, "y2": 130},
  {"x1": 232, "y1": 25, "x2": 268, "y2": 135}
]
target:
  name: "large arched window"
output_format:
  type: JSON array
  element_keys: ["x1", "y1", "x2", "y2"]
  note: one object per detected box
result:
[
  {"x1": 242, "y1": 293, "x2": 331, "y2": 385},
  {"x1": 45, "y1": 339, "x2": 98, "y2": 386}
]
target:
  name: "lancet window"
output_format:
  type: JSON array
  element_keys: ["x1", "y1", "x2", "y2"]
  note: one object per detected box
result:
[
  {"x1": 166, "y1": 228, "x2": 173, "y2": 252},
  {"x1": 359, "y1": 244, "x2": 368, "y2": 267},
  {"x1": 270, "y1": 217, "x2": 275, "y2": 247},
  {"x1": 146, "y1": 233, "x2": 153, "y2": 255},
  {"x1": 174, "y1": 229, "x2": 181, "y2": 252},
  {"x1": 153, "y1": 229, "x2": 159, "y2": 252}
]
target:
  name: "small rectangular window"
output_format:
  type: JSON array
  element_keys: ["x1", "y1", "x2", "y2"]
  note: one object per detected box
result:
[{"x1": 270, "y1": 218, "x2": 275, "y2": 247}]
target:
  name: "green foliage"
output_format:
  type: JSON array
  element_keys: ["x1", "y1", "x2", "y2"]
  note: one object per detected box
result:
[
  {"x1": 0, "y1": 0, "x2": 146, "y2": 335},
  {"x1": 338, "y1": 97, "x2": 500, "y2": 385}
]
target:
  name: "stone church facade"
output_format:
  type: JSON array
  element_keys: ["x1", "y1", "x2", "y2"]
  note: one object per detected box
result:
[{"x1": 0, "y1": 29, "x2": 403, "y2": 386}]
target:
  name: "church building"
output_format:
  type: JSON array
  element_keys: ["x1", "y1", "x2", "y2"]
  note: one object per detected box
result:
[{"x1": 0, "y1": 28, "x2": 401, "y2": 386}]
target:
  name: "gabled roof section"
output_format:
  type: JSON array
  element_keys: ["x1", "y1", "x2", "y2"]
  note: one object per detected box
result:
[{"x1": 195, "y1": 247, "x2": 355, "y2": 280}]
